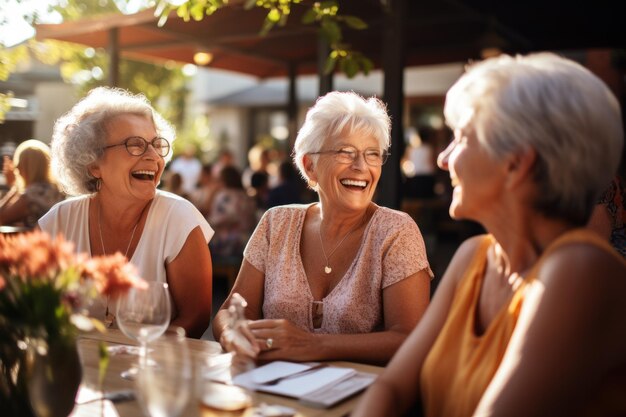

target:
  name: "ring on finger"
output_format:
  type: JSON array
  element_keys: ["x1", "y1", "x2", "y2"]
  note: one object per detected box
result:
[{"x1": 265, "y1": 338, "x2": 274, "y2": 349}]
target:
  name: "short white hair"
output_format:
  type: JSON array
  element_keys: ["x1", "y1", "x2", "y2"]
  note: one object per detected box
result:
[
  {"x1": 51, "y1": 86, "x2": 175, "y2": 196},
  {"x1": 445, "y1": 52, "x2": 623, "y2": 225},
  {"x1": 293, "y1": 91, "x2": 391, "y2": 185}
]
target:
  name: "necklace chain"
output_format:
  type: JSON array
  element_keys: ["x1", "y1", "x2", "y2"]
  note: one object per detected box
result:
[
  {"x1": 97, "y1": 200, "x2": 141, "y2": 259},
  {"x1": 318, "y1": 215, "x2": 365, "y2": 275},
  {"x1": 97, "y1": 199, "x2": 143, "y2": 327}
]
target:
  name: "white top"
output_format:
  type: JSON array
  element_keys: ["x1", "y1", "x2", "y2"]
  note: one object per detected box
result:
[
  {"x1": 39, "y1": 190, "x2": 214, "y2": 320},
  {"x1": 39, "y1": 190, "x2": 214, "y2": 282}
]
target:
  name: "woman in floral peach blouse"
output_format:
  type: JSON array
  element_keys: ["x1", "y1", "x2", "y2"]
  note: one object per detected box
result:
[{"x1": 213, "y1": 91, "x2": 432, "y2": 365}]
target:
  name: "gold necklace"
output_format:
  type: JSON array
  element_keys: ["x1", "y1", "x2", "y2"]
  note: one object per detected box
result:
[{"x1": 318, "y1": 215, "x2": 365, "y2": 274}]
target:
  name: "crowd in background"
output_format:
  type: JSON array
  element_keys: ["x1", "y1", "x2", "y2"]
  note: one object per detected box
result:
[
  {"x1": 161, "y1": 145, "x2": 311, "y2": 260},
  {"x1": 0, "y1": 136, "x2": 624, "y2": 264}
]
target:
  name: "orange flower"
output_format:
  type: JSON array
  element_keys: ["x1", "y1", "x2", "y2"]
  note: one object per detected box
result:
[
  {"x1": 81, "y1": 253, "x2": 147, "y2": 299},
  {"x1": 0, "y1": 230, "x2": 146, "y2": 336},
  {"x1": 0, "y1": 230, "x2": 75, "y2": 280}
]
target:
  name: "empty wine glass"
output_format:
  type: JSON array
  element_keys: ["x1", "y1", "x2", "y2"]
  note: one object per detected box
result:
[
  {"x1": 116, "y1": 281, "x2": 171, "y2": 379},
  {"x1": 135, "y1": 327, "x2": 192, "y2": 417}
]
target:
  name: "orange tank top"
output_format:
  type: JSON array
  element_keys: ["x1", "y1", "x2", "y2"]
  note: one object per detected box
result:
[{"x1": 420, "y1": 229, "x2": 626, "y2": 417}]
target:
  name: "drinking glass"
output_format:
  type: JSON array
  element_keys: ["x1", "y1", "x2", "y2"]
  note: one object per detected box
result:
[
  {"x1": 116, "y1": 281, "x2": 171, "y2": 378},
  {"x1": 135, "y1": 327, "x2": 192, "y2": 417}
]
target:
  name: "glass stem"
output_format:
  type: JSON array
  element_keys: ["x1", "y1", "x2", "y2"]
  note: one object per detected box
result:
[{"x1": 139, "y1": 342, "x2": 148, "y2": 368}]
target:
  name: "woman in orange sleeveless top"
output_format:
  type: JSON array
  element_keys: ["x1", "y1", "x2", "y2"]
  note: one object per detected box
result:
[{"x1": 353, "y1": 52, "x2": 626, "y2": 417}]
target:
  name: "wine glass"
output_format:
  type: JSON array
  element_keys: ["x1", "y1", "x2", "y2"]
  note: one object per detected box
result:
[
  {"x1": 135, "y1": 327, "x2": 192, "y2": 417},
  {"x1": 116, "y1": 281, "x2": 171, "y2": 378}
]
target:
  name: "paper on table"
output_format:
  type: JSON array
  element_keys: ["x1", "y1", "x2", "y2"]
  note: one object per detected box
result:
[
  {"x1": 248, "y1": 361, "x2": 314, "y2": 384},
  {"x1": 233, "y1": 361, "x2": 356, "y2": 398},
  {"x1": 70, "y1": 399, "x2": 119, "y2": 417}
]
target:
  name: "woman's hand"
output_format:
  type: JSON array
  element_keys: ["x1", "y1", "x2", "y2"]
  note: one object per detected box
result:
[
  {"x1": 248, "y1": 319, "x2": 316, "y2": 362},
  {"x1": 220, "y1": 320, "x2": 260, "y2": 360}
]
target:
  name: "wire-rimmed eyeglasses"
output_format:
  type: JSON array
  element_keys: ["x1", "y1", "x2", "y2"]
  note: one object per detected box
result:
[
  {"x1": 309, "y1": 146, "x2": 390, "y2": 166},
  {"x1": 103, "y1": 136, "x2": 171, "y2": 157}
]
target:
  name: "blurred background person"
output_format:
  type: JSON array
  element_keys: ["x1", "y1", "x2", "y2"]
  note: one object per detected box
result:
[
  {"x1": 168, "y1": 142, "x2": 202, "y2": 195},
  {"x1": 0, "y1": 139, "x2": 64, "y2": 228},
  {"x1": 190, "y1": 163, "x2": 219, "y2": 217},
  {"x1": 208, "y1": 165, "x2": 257, "y2": 259},
  {"x1": 161, "y1": 170, "x2": 189, "y2": 200},
  {"x1": 242, "y1": 143, "x2": 271, "y2": 189},
  {"x1": 212, "y1": 148, "x2": 235, "y2": 178},
  {"x1": 247, "y1": 170, "x2": 270, "y2": 220},
  {"x1": 39, "y1": 87, "x2": 213, "y2": 338},
  {"x1": 401, "y1": 126, "x2": 437, "y2": 199},
  {"x1": 353, "y1": 52, "x2": 626, "y2": 417},
  {"x1": 266, "y1": 159, "x2": 303, "y2": 209}
]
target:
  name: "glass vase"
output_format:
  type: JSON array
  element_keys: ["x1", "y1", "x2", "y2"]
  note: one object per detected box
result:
[{"x1": 23, "y1": 336, "x2": 82, "y2": 417}]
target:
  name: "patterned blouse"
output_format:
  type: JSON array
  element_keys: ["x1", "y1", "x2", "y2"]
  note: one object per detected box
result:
[
  {"x1": 9, "y1": 182, "x2": 64, "y2": 228},
  {"x1": 597, "y1": 176, "x2": 626, "y2": 258},
  {"x1": 244, "y1": 204, "x2": 433, "y2": 334}
]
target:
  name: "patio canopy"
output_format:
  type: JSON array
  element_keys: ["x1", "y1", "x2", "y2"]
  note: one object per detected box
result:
[
  {"x1": 35, "y1": 0, "x2": 625, "y2": 79},
  {"x1": 34, "y1": 0, "x2": 625, "y2": 208}
]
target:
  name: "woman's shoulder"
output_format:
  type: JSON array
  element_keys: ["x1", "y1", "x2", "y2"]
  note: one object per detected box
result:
[
  {"x1": 371, "y1": 205, "x2": 423, "y2": 234},
  {"x1": 263, "y1": 203, "x2": 310, "y2": 220},
  {"x1": 154, "y1": 189, "x2": 196, "y2": 210},
  {"x1": 538, "y1": 229, "x2": 626, "y2": 280},
  {"x1": 38, "y1": 194, "x2": 89, "y2": 229},
  {"x1": 375, "y1": 205, "x2": 414, "y2": 221},
  {"x1": 46, "y1": 194, "x2": 88, "y2": 211}
]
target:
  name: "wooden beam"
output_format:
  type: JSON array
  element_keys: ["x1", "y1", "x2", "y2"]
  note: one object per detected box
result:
[
  {"x1": 108, "y1": 28, "x2": 119, "y2": 87},
  {"x1": 379, "y1": 0, "x2": 407, "y2": 209},
  {"x1": 287, "y1": 62, "x2": 298, "y2": 151},
  {"x1": 317, "y1": 34, "x2": 333, "y2": 97}
]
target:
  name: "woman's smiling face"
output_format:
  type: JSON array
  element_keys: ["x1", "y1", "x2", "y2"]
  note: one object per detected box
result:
[
  {"x1": 309, "y1": 130, "x2": 383, "y2": 213},
  {"x1": 91, "y1": 114, "x2": 166, "y2": 202},
  {"x1": 437, "y1": 127, "x2": 507, "y2": 221}
]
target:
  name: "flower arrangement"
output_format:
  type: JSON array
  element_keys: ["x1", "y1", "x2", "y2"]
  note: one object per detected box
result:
[{"x1": 0, "y1": 230, "x2": 146, "y2": 416}]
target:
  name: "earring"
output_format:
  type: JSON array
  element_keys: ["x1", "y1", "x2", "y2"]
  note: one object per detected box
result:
[
  {"x1": 308, "y1": 179, "x2": 318, "y2": 189},
  {"x1": 94, "y1": 177, "x2": 102, "y2": 192}
]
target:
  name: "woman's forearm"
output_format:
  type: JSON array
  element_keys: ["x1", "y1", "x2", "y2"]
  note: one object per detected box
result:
[
  {"x1": 351, "y1": 379, "x2": 405, "y2": 417},
  {"x1": 310, "y1": 329, "x2": 410, "y2": 365}
]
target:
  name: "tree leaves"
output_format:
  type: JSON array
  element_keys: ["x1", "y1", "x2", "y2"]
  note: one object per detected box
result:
[{"x1": 155, "y1": 0, "x2": 371, "y2": 78}]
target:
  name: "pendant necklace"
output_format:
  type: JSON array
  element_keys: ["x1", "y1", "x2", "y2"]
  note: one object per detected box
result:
[
  {"x1": 318, "y1": 214, "x2": 365, "y2": 275},
  {"x1": 97, "y1": 199, "x2": 143, "y2": 327}
]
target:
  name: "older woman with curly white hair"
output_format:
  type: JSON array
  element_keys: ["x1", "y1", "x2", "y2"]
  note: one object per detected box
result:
[
  {"x1": 353, "y1": 52, "x2": 626, "y2": 417},
  {"x1": 212, "y1": 91, "x2": 433, "y2": 364},
  {"x1": 39, "y1": 87, "x2": 214, "y2": 338}
]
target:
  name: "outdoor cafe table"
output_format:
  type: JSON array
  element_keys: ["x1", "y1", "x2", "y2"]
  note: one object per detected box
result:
[{"x1": 71, "y1": 329, "x2": 384, "y2": 417}]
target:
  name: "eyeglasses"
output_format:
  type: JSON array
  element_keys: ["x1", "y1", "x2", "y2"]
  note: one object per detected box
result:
[
  {"x1": 103, "y1": 136, "x2": 171, "y2": 157},
  {"x1": 310, "y1": 146, "x2": 390, "y2": 166}
]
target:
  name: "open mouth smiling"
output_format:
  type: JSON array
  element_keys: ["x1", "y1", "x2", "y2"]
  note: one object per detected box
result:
[
  {"x1": 340, "y1": 179, "x2": 368, "y2": 190},
  {"x1": 131, "y1": 170, "x2": 156, "y2": 181}
]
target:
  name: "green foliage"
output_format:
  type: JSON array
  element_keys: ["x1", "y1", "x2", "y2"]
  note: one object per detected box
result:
[
  {"x1": 0, "y1": 44, "x2": 29, "y2": 121},
  {"x1": 155, "y1": 0, "x2": 371, "y2": 78},
  {"x1": 0, "y1": 93, "x2": 12, "y2": 123},
  {"x1": 155, "y1": 0, "x2": 228, "y2": 26},
  {"x1": 0, "y1": 0, "x2": 190, "y2": 125}
]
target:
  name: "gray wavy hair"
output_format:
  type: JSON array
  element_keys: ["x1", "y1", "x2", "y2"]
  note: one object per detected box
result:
[
  {"x1": 51, "y1": 86, "x2": 175, "y2": 196},
  {"x1": 293, "y1": 91, "x2": 391, "y2": 187},
  {"x1": 445, "y1": 52, "x2": 623, "y2": 225}
]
